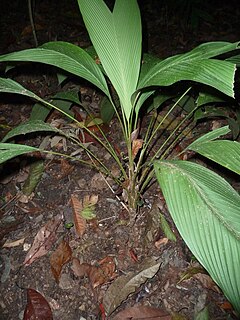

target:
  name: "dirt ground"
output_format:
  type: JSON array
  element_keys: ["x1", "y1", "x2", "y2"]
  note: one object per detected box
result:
[{"x1": 0, "y1": 1, "x2": 240, "y2": 319}]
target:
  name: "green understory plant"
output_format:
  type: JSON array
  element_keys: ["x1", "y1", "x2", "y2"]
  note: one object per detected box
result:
[{"x1": 0, "y1": 0, "x2": 240, "y2": 315}]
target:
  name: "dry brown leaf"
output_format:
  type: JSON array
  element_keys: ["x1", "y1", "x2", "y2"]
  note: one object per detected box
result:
[
  {"x1": 82, "y1": 194, "x2": 98, "y2": 209},
  {"x1": 50, "y1": 240, "x2": 72, "y2": 283},
  {"x1": 23, "y1": 215, "x2": 62, "y2": 266},
  {"x1": 3, "y1": 237, "x2": 25, "y2": 248},
  {"x1": 130, "y1": 127, "x2": 140, "y2": 141},
  {"x1": 91, "y1": 256, "x2": 116, "y2": 288},
  {"x1": 155, "y1": 237, "x2": 169, "y2": 249},
  {"x1": 72, "y1": 256, "x2": 116, "y2": 288},
  {"x1": 71, "y1": 195, "x2": 86, "y2": 236},
  {"x1": 23, "y1": 288, "x2": 53, "y2": 320},
  {"x1": 72, "y1": 258, "x2": 92, "y2": 277},
  {"x1": 132, "y1": 139, "x2": 144, "y2": 159},
  {"x1": 112, "y1": 305, "x2": 172, "y2": 320},
  {"x1": 103, "y1": 258, "x2": 161, "y2": 316},
  {"x1": 193, "y1": 273, "x2": 221, "y2": 293}
]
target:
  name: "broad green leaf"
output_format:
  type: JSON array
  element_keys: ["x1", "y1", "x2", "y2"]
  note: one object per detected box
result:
[
  {"x1": 100, "y1": 96, "x2": 115, "y2": 123},
  {"x1": 186, "y1": 125, "x2": 230, "y2": 150},
  {"x1": 0, "y1": 143, "x2": 39, "y2": 164},
  {"x1": 189, "y1": 140, "x2": 240, "y2": 175},
  {"x1": 0, "y1": 41, "x2": 110, "y2": 98},
  {"x1": 30, "y1": 102, "x2": 51, "y2": 121},
  {"x1": 196, "y1": 91, "x2": 226, "y2": 107},
  {"x1": 2, "y1": 120, "x2": 61, "y2": 142},
  {"x1": 139, "y1": 42, "x2": 240, "y2": 98},
  {"x1": 154, "y1": 160, "x2": 240, "y2": 314},
  {"x1": 77, "y1": 0, "x2": 142, "y2": 120},
  {"x1": 226, "y1": 54, "x2": 240, "y2": 66},
  {"x1": 0, "y1": 77, "x2": 44, "y2": 100},
  {"x1": 30, "y1": 90, "x2": 81, "y2": 121}
]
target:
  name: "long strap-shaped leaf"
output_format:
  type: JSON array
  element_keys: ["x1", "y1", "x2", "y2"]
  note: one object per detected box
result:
[
  {"x1": 0, "y1": 143, "x2": 39, "y2": 164},
  {"x1": 0, "y1": 42, "x2": 110, "y2": 98},
  {"x1": 139, "y1": 42, "x2": 240, "y2": 98},
  {"x1": 190, "y1": 140, "x2": 240, "y2": 175},
  {"x1": 154, "y1": 160, "x2": 240, "y2": 314},
  {"x1": 77, "y1": 0, "x2": 142, "y2": 120}
]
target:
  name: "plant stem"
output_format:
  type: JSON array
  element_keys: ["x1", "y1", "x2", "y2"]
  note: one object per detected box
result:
[{"x1": 28, "y1": 0, "x2": 38, "y2": 47}]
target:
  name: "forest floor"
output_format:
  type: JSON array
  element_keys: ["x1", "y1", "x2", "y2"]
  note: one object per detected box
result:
[{"x1": 0, "y1": 1, "x2": 240, "y2": 319}]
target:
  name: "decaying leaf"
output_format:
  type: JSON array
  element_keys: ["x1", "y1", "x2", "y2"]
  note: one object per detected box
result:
[
  {"x1": 23, "y1": 288, "x2": 53, "y2": 320},
  {"x1": 3, "y1": 237, "x2": 25, "y2": 248},
  {"x1": 132, "y1": 139, "x2": 143, "y2": 159},
  {"x1": 193, "y1": 273, "x2": 221, "y2": 293},
  {"x1": 23, "y1": 215, "x2": 62, "y2": 266},
  {"x1": 103, "y1": 258, "x2": 161, "y2": 316},
  {"x1": 155, "y1": 237, "x2": 169, "y2": 249},
  {"x1": 71, "y1": 195, "x2": 86, "y2": 236},
  {"x1": 112, "y1": 305, "x2": 172, "y2": 320},
  {"x1": 72, "y1": 256, "x2": 116, "y2": 288},
  {"x1": 50, "y1": 240, "x2": 72, "y2": 283},
  {"x1": 71, "y1": 194, "x2": 98, "y2": 236}
]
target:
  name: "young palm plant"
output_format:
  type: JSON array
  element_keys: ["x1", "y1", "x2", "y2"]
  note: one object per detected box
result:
[{"x1": 0, "y1": 0, "x2": 240, "y2": 315}]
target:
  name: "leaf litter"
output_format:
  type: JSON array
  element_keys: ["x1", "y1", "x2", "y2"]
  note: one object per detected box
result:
[{"x1": 23, "y1": 215, "x2": 62, "y2": 266}]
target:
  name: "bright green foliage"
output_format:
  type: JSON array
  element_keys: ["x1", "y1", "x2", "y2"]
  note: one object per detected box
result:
[{"x1": 154, "y1": 160, "x2": 240, "y2": 313}]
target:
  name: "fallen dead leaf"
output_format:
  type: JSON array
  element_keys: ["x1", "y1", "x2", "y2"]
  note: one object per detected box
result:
[
  {"x1": 3, "y1": 237, "x2": 25, "y2": 248},
  {"x1": 71, "y1": 194, "x2": 98, "y2": 236},
  {"x1": 132, "y1": 139, "x2": 144, "y2": 159},
  {"x1": 72, "y1": 256, "x2": 116, "y2": 288},
  {"x1": 23, "y1": 288, "x2": 53, "y2": 320},
  {"x1": 103, "y1": 258, "x2": 161, "y2": 316},
  {"x1": 71, "y1": 195, "x2": 86, "y2": 236},
  {"x1": 155, "y1": 237, "x2": 169, "y2": 249},
  {"x1": 50, "y1": 240, "x2": 72, "y2": 283},
  {"x1": 193, "y1": 273, "x2": 221, "y2": 293},
  {"x1": 23, "y1": 215, "x2": 62, "y2": 266},
  {"x1": 112, "y1": 305, "x2": 172, "y2": 320}
]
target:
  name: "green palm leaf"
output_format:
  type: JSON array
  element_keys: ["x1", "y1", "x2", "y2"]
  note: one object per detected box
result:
[
  {"x1": 154, "y1": 160, "x2": 240, "y2": 315},
  {"x1": 77, "y1": 0, "x2": 142, "y2": 120},
  {"x1": 139, "y1": 42, "x2": 240, "y2": 98},
  {"x1": 189, "y1": 140, "x2": 240, "y2": 175},
  {"x1": 0, "y1": 143, "x2": 39, "y2": 164},
  {"x1": 0, "y1": 42, "x2": 110, "y2": 97}
]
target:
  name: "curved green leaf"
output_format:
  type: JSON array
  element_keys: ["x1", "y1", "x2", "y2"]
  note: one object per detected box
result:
[
  {"x1": 0, "y1": 77, "x2": 43, "y2": 100},
  {"x1": 186, "y1": 125, "x2": 230, "y2": 150},
  {"x1": 77, "y1": 0, "x2": 142, "y2": 120},
  {"x1": 189, "y1": 140, "x2": 240, "y2": 175},
  {"x1": 0, "y1": 41, "x2": 110, "y2": 98},
  {"x1": 139, "y1": 42, "x2": 240, "y2": 98},
  {"x1": 2, "y1": 120, "x2": 61, "y2": 142},
  {"x1": 154, "y1": 160, "x2": 240, "y2": 315},
  {"x1": 0, "y1": 78, "x2": 77, "y2": 122},
  {"x1": 0, "y1": 143, "x2": 39, "y2": 164}
]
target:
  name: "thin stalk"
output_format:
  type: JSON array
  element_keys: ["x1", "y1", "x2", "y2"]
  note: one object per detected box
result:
[
  {"x1": 28, "y1": 0, "x2": 38, "y2": 47},
  {"x1": 133, "y1": 110, "x2": 157, "y2": 180},
  {"x1": 139, "y1": 104, "x2": 199, "y2": 194},
  {"x1": 156, "y1": 104, "x2": 199, "y2": 161},
  {"x1": 40, "y1": 98, "x2": 127, "y2": 179},
  {"x1": 62, "y1": 133, "x2": 122, "y2": 184},
  {"x1": 144, "y1": 87, "x2": 192, "y2": 153}
]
